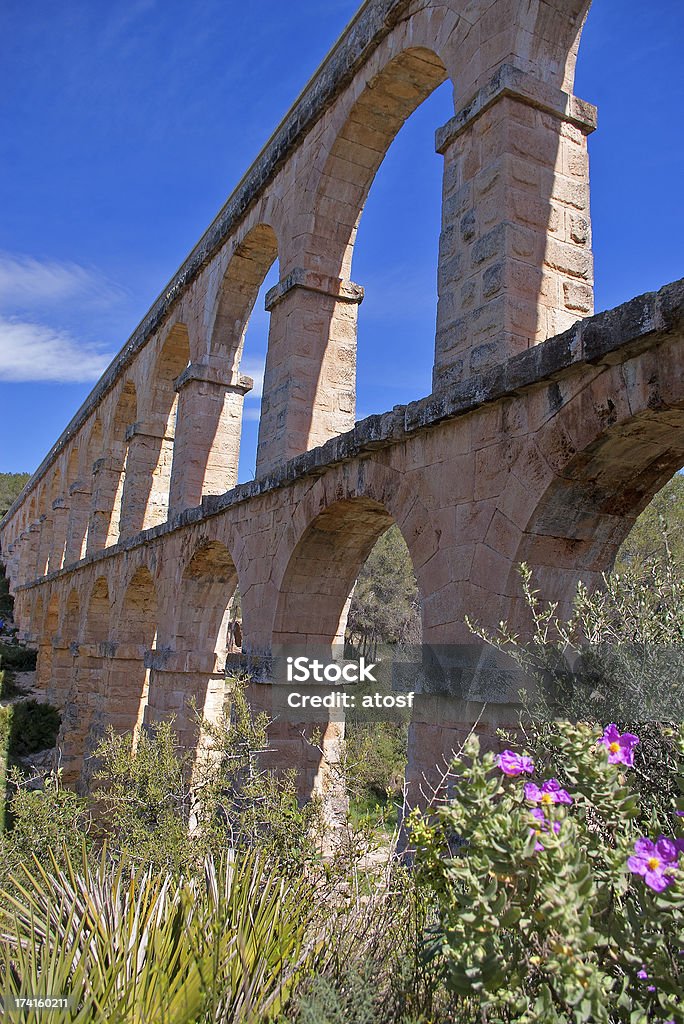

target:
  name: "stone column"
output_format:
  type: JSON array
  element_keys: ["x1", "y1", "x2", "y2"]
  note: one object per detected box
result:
[
  {"x1": 247, "y1": 680, "x2": 347, "y2": 825},
  {"x1": 35, "y1": 514, "x2": 52, "y2": 577},
  {"x1": 168, "y1": 363, "x2": 253, "y2": 515},
  {"x1": 87, "y1": 456, "x2": 124, "y2": 554},
  {"x1": 433, "y1": 64, "x2": 596, "y2": 387},
  {"x1": 21, "y1": 525, "x2": 40, "y2": 587},
  {"x1": 145, "y1": 649, "x2": 226, "y2": 749},
  {"x1": 57, "y1": 642, "x2": 111, "y2": 790},
  {"x1": 105, "y1": 643, "x2": 150, "y2": 736},
  {"x1": 255, "y1": 269, "x2": 363, "y2": 477},
  {"x1": 64, "y1": 480, "x2": 91, "y2": 565},
  {"x1": 36, "y1": 632, "x2": 56, "y2": 697},
  {"x1": 3, "y1": 541, "x2": 18, "y2": 595},
  {"x1": 50, "y1": 636, "x2": 79, "y2": 711},
  {"x1": 119, "y1": 420, "x2": 175, "y2": 537},
  {"x1": 47, "y1": 497, "x2": 70, "y2": 573}
]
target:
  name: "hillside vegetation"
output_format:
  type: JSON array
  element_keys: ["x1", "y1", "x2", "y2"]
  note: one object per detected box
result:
[{"x1": 0, "y1": 473, "x2": 30, "y2": 520}]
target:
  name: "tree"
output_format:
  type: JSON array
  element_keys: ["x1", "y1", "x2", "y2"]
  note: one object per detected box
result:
[
  {"x1": 345, "y1": 526, "x2": 420, "y2": 657},
  {"x1": 0, "y1": 473, "x2": 30, "y2": 519},
  {"x1": 615, "y1": 471, "x2": 684, "y2": 572}
]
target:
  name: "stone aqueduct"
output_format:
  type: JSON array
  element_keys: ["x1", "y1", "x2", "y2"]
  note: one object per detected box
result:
[{"x1": 1, "y1": 0, "x2": 683, "y2": 800}]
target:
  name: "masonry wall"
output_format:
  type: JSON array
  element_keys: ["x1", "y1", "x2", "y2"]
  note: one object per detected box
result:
[{"x1": 7, "y1": 279, "x2": 684, "y2": 799}]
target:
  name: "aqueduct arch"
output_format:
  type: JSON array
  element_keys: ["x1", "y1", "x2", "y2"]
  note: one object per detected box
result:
[{"x1": 1, "y1": 0, "x2": 683, "y2": 798}]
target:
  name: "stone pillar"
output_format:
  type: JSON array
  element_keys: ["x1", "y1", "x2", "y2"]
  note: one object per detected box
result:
[
  {"x1": 433, "y1": 64, "x2": 596, "y2": 386},
  {"x1": 35, "y1": 514, "x2": 52, "y2": 577},
  {"x1": 145, "y1": 650, "x2": 226, "y2": 749},
  {"x1": 47, "y1": 498, "x2": 70, "y2": 573},
  {"x1": 36, "y1": 633, "x2": 56, "y2": 697},
  {"x1": 247, "y1": 680, "x2": 347, "y2": 825},
  {"x1": 105, "y1": 644, "x2": 150, "y2": 736},
  {"x1": 64, "y1": 481, "x2": 91, "y2": 565},
  {"x1": 119, "y1": 420, "x2": 175, "y2": 537},
  {"x1": 50, "y1": 636, "x2": 78, "y2": 711},
  {"x1": 255, "y1": 269, "x2": 363, "y2": 477},
  {"x1": 3, "y1": 541, "x2": 18, "y2": 595},
  {"x1": 168, "y1": 363, "x2": 253, "y2": 515},
  {"x1": 87, "y1": 456, "x2": 124, "y2": 554},
  {"x1": 57, "y1": 642, "x2": 110, "y2": 789},
  {"x1": 23, "y1": 525, "x2": 40, "y2": 585}
]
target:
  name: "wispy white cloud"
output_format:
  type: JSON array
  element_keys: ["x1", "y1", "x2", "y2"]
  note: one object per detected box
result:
[
  {"x1": 240, "y1": 356, "x2": 265, "y2": 397},
  {"x1": 0, "y1": 318, "x2": 114, "y2": 383},
  {"x1": 0, "y1": 252, "x2": 124, "y2": 309},
  {"x1": 0, "y1": 253, "x2": 121, "y2": 383}
]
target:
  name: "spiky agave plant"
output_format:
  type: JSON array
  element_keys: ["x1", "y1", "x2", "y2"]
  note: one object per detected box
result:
[{"x1": 0, "y1": 844, "x2": 317, "y2": 1023}]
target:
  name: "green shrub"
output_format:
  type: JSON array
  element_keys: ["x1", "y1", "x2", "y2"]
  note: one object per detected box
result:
[
  {"x1": 8, "y1": 700, "x2": 60, "y2": 758},
  {"x1": 292, "y1": 970, "x2": 379, "y2": 1024},
  {"x1": 410, "y1": 723, "x2": 684, "y2": 1023},
  {"x1": 467, "y1": 557, "x2": 684, "y2": 826},
  {"x1": 1, "y1": 769, "x2": 91, "y2": 879},
  {"x1": 89, "y1": 679, "x2": 323, "y2": 872},
  {"x1": 0, "y1": 655, "x2": 27, "y2": 699},
  {"x1": 0, "y1": 572, "x2": 12, "y2": 618},
  {"x1": 0, "y1": 643, "x2": 37, "y2": 673}
]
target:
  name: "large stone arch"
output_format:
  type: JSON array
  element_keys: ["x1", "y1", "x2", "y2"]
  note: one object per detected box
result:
[
  {"x1": 244, "y1": 460, "x2": 439, "y2": 652},
  {"x1": 84, "y1": 417, "x2": 104, "y2": 556},
  {"x1": 256, "y1": 42, "x2": 452, "y2": 474},
  {"x1": 90, "y1": 383, "x2": 137, "y2": 550},
  {"x1": 509, "y1": 336, "x2": 684, "y2": 618},
  {"x1": 263, "y1": 472, "x2": 433, "y2": 816},
  {"x1": 30, "y1": 592, "x2": 43, "y2": 644},
  {"x1": 152, "y1": 323, "x2": 192, "y2": 430},
  {"x1": 309, "y1": 46, "x2": 448, "y2": 280},
  {"x1": 208, "y1": 222, "x2": 279, "y2": 370},
  {"x1": 272, "y1": 498, "x2": 397, "y2": 648},
  {"x1": 65, "y1": 436, "x2": 90, "y2": 565},
  {"x1": 169, "y1": 225, "x2": 279, "y2": 511},
  {"x1": 50, "y1": 456, "x2": 73, "y2": 573},
  {"x1": 35, "y1": 470, "x2": 62, "y2": 577},
  {"x1": 63, "y1": 587, "x2": 80, "y2": 640}
]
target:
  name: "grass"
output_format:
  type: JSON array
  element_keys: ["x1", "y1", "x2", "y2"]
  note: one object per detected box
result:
[{"x1": 348, "y1": 789, "x2": 400, "y2": 834}]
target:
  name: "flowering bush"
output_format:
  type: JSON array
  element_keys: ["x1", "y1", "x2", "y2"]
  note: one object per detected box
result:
[{"x1": 409, "y1": 721, "x2": 684, "y2": 1023}]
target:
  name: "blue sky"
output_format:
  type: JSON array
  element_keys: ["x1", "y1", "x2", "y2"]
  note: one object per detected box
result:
[{"x1": 0, "y1": 0, "x2": 682, "y2": 482}]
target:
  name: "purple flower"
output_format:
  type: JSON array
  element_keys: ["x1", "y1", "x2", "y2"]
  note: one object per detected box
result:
[
  {"x1": 628, "y1": 836, "x2": 679, "y2": 892},
  {"x1": 637, "y1": 966, "x2": 649, "y2": 980},
  {"x1": 525, "y1": 779, "x2": 573, "y2": 807},
  {"x1": 528, "y1": 808, "x2": 561, "y2": 851},
  {"x1": 498, "y1": 750, "x2": 534, "y2": 777},
  {"x1": 599, "y1": 724, "x2": 639, "y2": 766}
]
